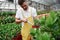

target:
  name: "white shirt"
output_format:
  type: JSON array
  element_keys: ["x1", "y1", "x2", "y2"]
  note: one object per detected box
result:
[{"x1": 16, "y1": 6, "x2": 37, "y2": 27}]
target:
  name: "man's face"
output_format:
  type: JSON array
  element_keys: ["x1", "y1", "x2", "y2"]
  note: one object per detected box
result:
[{"x1": 21, "y1": 2, "x2": 28, "y2": 10}]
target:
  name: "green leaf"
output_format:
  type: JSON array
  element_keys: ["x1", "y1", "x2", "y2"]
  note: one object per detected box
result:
[{"x1": 42, "y1": 32, "x2": 50, "y2": 40}]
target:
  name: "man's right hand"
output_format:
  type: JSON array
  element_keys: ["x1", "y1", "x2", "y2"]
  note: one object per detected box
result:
[{"x1": 15, "y1": 18, "x2": 27, "y2": 24}]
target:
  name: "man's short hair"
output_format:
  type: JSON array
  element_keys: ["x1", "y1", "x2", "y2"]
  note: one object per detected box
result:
[{"x1": 18, "y1": 0, "x2": 25, "y2": 5}]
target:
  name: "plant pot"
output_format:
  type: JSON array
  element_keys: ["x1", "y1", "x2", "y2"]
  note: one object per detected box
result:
[{"x1": 32, "y1": 25, "x2": 40, "y2": 28}]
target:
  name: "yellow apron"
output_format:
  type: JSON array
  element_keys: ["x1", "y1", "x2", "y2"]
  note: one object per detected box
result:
[{"x1": 21, "y1": 12, "x2": 34, "y2": 40}]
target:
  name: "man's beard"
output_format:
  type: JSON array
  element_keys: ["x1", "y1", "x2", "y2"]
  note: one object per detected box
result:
[{"x1": 24, "y1": 7, "x2": 28, "y2": 10}]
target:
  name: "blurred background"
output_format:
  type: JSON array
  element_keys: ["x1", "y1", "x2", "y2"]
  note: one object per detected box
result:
[
  {"x1": 0, "y1": 0, "x2": 60, "y2": 40},
  {"x1": 0, "y1": 0, "x2": 60, "y2": 12}
]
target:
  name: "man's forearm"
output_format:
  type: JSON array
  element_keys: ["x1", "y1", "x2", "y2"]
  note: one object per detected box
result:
[
  {"x1": 34, "y1": 15, "x2": 42, "y2": 19},
  {"x1": 15, "y1": 19, "x2": 23, "y2": 24},
  {"x1": 34, "y1": 14, "x2": 49, "y2": 19}
]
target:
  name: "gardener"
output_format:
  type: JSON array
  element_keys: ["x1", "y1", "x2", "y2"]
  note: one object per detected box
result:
[{"x1": 15, "y1": 0, "x2": 48, "y2": 40}]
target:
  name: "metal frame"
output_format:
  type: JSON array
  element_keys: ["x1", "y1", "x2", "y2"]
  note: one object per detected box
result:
[
  {"x1": 0, "y1": 0, "x2": 16, "y2": 12},
  {"x1": 0, "y1": 0, "x2": 51, "y2": 12}
]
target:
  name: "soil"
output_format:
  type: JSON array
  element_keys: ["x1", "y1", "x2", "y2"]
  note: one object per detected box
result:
[
  {"x1": 12, "y1": 33, "x2": 22, "y2": 40},
  {"x1": 12, "y1": 33, "x2": 33, "y2": 40}
]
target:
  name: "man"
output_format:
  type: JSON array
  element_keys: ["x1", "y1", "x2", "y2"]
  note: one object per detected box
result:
[
  {"x1": 15, "y1": 0, "x2": 48, "y2": 40},
  {"x1": 16, "y1": 0, "x2": 38, "y2": 40}
]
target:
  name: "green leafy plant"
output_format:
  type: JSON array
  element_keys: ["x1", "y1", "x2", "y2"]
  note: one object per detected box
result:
[
  {"x1": 34, "y1": 19, "x2": 40, "y2": 26},
  {"x1": 40, "y1": 11, "x2": 60, "y2": 39},
  {"x1": 0, "y1": 11, "x2": 15, "y2": 16},
  {"x1": 0, "y1": 23, "x2": 21, "y2": 40},
  {"x1": 0, "y1": 16, "x2": 15, "y2": 24}
]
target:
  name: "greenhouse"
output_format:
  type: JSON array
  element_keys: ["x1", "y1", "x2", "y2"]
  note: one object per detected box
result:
[{"x1": 0, "y1": 0, "x2": 60, "y2": 40}]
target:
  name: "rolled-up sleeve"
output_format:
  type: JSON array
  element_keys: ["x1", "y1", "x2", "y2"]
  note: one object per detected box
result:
[
  {"x1": 15, "y1": 9, "x2": 23, "y2": 19},
  {"x1": 16, "y1": 10, "x2": 20, "y2": 18}
]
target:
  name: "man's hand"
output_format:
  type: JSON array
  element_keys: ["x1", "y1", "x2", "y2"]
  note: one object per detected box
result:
[
  {"x1": 22, "y1": 18, "x2": 27, "y2": 23},
  {"x1": 15, "y1": 18, "x2": 27, "y2": 24}
]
